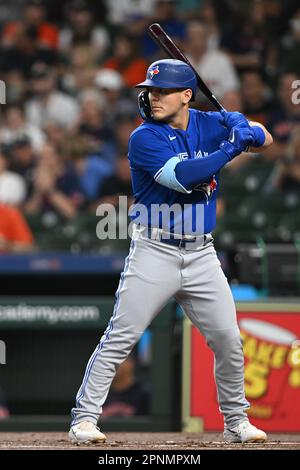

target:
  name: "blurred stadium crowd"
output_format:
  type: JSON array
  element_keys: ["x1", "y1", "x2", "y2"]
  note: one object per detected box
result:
[{"x1": 0, "y1": 0, "x2": 300, "y2": 253}]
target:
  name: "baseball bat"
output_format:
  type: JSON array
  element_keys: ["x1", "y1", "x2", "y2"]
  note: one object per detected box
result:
[{"x1": 148, "y1": 23, "x2": 225, "y2": 113}]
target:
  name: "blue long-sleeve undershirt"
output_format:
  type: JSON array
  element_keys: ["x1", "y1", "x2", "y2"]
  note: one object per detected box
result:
[{"x1": 174, "y1": 148, "x2": 230, "y2": 190}]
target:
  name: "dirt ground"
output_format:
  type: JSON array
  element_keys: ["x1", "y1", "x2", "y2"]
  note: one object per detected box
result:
[{"x1": 0, "y1": 432, "x2": 300, "y2": 450}]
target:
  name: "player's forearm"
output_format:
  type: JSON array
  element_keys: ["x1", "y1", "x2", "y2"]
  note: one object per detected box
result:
[
  {"x1": 174, "y1": 149, "x2": 230, "y2": 190},
  {"x1": 249, "y1": 121, "x2": 273, "y2": 151},
  {"x1": 221, "y1": 113, "x2": 273, "y2": 152},
  {"x1": 173, "y1": 125, "x2": 257, "y2": 191}
]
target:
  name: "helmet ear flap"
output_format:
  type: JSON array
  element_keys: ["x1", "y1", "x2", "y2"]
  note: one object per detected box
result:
[{"x1": 138, "y1": 90, "x2": 152, "y2": 120}]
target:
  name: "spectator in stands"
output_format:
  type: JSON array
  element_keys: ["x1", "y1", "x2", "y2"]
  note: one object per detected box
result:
[
  {"x1": 0, "y1": 145, "x2": 26, "y2": 206},
  {"x1": 25, "y1": 62, "x2": 79, "y2": 130},
  {"x1": 177, "y1": 0, "x2": 209, "y2": 21},
  {"x1": 76, "y1": 89, "x2": 114, "y2": 151},
  {"x1": 103, "y1": 35, "x2": 148, "y2": 88},
  {"x1": 24, "y1": 142, "x2": 84, "y2": 219},
  {"x1": 9, "y1": 135, "x2": 37, "y2": 200},
  {"x1": 185, "y1": 20, "x2": 239, "y2": 102},
  {"x1": 62, "y1": 135, "x2": 114, "y2": 203},
  {"x1": 94, "y1": 69, "x2": 137, "y2": 126},
  {"x1": 266, "y1": 72, "x2": 300, "y2": 160},
  {"x1": 0, "y1": 105, "x2": 46, "y2": 152},
  {"x1": 220, "y1": 0, "x2": 273, "y2": 72},
  {"x1": 271, "y1": 127, "x2": 300, "y2": 194},
  {"x1": 241, "y1": 70, "x2": 273, "y2": 125},
  {"x1": 44, "y1": 122, "x2": 68, "y2": 148},
  {"x1": 61, "y1": 44, "x2": 97, "y2": 96},
  {"x1": 197, "y1": 0, "x2": 222, "y2": 51},
  {"x1": 2, "y1": 0, "x2": 58, "y2": 49},
  {"x1": 102, "y1": 355, "x2": 150, "y2": 417},
  {"x1": 4, "y1": 70, "x2": 27, "y2": 105},
  {"x1": 93, "y1": 153, "x2": 133, "y2": 211},
  {"x1": 0, "y1": 0, "x2": 24, "y2": 24},
  {"x1": 222, "y1": 89, "x2": 243, "y2": 113},
  {"x1": 59, "y1": 0, "x2": 109, "y2": 62},
  {"x1": 279, "y1": 8, "x2": 300, "y2": 74},
  {"x1": 0, "y1": 203, "x2": 34, "y2": 253},
  {"x1": 89, "y1": 113, "x2": 137, "y2": 211},
  {"x1": 105, "y1": 0, "x2": 155, "y2": 30},
  {"x1": 141, "y1": 0, "x2": 186, "y2": 59},
  {"x1": 0, "y1": 0, "x2": 59, "y2": 75},
  {"x1": 112, "y1": 112, "x2": 138, "y2": 156}
]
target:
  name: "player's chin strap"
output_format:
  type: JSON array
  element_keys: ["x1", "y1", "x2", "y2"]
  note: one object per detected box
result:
[{"x1": 138, "y1": 90, "x2": 153, "y2": 120}]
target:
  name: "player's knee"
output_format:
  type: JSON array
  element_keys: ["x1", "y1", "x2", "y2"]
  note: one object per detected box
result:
[
  {"x1": 100, "y1": 326, "x2": 143, "y2": 353},
  {"x1": 206, "y1": 327, "x2": 242, "y2": 354}
]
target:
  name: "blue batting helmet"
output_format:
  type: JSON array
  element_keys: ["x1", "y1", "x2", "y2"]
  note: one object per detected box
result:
[{"x1": 135, "y1": 59, "x2": 197, "y2": 97}]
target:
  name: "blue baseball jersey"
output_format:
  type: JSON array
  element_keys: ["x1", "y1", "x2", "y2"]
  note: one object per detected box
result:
[{"x1": 128, "y1": 108, "x2": 229, "y2": 234}]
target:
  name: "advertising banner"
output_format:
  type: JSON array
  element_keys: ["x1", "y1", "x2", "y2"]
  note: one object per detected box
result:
[{"x1": 182, "y1": 303, "x2": 300, "y2": 432}]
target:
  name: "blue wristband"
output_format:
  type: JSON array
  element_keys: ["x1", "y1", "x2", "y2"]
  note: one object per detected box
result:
[{"x1": 252, "y1": 126, "x2": 265, "y2": 147}]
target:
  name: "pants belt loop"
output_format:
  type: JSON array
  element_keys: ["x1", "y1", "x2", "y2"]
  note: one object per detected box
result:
[{"x1": 152, "y1": 227, "x2": 160, "y2": 241}]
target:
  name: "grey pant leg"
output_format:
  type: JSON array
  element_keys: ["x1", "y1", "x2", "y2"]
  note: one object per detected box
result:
[
  {"x1": 71, "y1": 236, "x2": 182, "y2": 425},
  {"x1": 176, "y1": 243, "x2": 249, "y2": 429}
]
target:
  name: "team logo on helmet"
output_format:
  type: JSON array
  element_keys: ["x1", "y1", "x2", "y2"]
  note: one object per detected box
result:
[{"x1": 149, "y1": 66, "x2": 160, "y2": 79}]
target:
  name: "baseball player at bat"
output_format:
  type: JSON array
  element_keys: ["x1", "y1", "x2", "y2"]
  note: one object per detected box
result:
[{"x1": 69, "y1": 59, "x2": 273, "y2": 444}]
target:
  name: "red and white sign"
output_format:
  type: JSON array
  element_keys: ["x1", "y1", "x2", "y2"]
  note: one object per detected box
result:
[{"x1": 186, "y1": 308, "x2": 300, "y2": 432}]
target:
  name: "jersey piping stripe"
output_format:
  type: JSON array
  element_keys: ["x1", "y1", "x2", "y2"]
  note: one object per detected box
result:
[
  {"x1": 72, "y1": 240, "x2": 136, "y2": 423},
  {"x1": 154, "y1": 167, "x2": 163, "y2": 181}
]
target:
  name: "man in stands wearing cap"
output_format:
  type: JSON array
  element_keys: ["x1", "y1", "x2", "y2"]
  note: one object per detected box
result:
[{"x1": 94, "y1": 68, "x2": 137, "y2": 126}]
